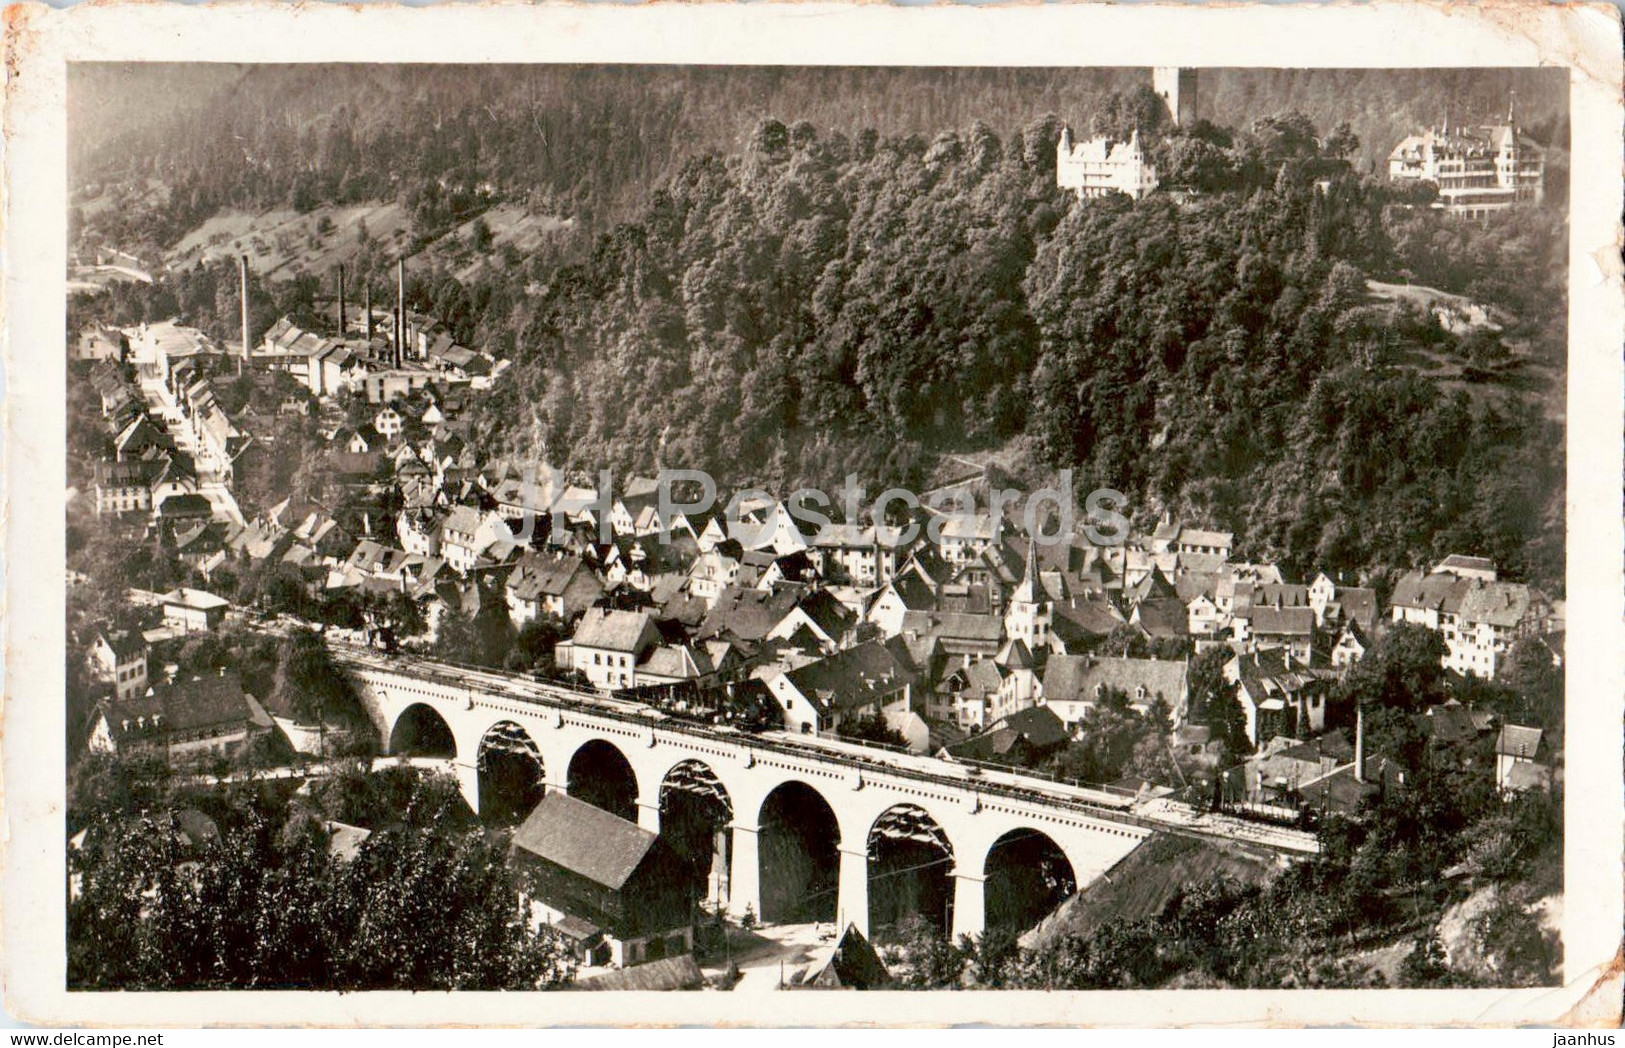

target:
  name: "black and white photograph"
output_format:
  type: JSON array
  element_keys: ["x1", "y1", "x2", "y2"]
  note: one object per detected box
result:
[{"x1": 5, "y1": 0, "x2": 1622, "y2": 1030}]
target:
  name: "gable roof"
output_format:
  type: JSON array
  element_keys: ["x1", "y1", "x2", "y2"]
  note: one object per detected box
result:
[
  {"x1": 698, "y1": 585, "x2": 802, "y2": 643},
  {"x1": 1434, "y1": 554, "x2": 1497, "y2": 576},
  {"x1": 1459, "y1": 581, "x2": 1538, "y2": 629},
  {"x1": 1132, "y1": 597, "x2": 1190, "y2": 638},
  {"x1": 1042, "y1": 654, "x2": 1188, "y2": 706},
  {"x1": 1250, "y1": 606, "x2": 1315, "y2": 637},
  {"x1": 1332, "y1": 586, "x2": 1379, "y2": 629},
  {"x1": 97, "y1": 629, "x2": 146, "y2": 660},
  {"x1": 510, "y1": 792, "x2": 658, "y2": 891},
  {"x1": 780, "y1": 638, "x2": 917, "y2": 713},
  {"x1": 791, "y1": 589, "x2": 857, "y2": 639},
  {"x1": 162, "y1": 587, "x2": 229, "y2": 611},
  {"x1": 804, "y1": 925, "x2": 891, "y2": 990},
  {"x1": 570, "y1": 607, "x2": 657, "y2": 654},
  {"x1": 880, "y1": 572, "x2": 937, "y2": 613},
  {"x1": 1495, "y1": 724, "x2": 1543, "y2": 759},
  {"x1": 1247, "y1": 582, "x2": 1310, "y2": 610},
  {"x1": 899, "y1": 609, "x2": 1004, "y2": 645},
  {"x1": 103, "y1": 671, "x2": 256, "y2": 742},
  {"x1": 991, "y1": 704, "x2": 1069, "y2": 750},
  {"x1": 1390, "y1": 570, "x2": 1470, "y2": 614},
  {"x1": 578, "y1": 954, "x2": 706, "y2": 992},
  {"x1": 507, "y1": 552, "x2": 590, "y2": 601},
  {"x1": 1051, "y1": 597, "x2": 1127, "y2": 639}
]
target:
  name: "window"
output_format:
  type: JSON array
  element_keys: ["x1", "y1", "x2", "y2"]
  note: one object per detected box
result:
[{"x1": 594, "y1": 653, "x2": 601, "y2": 665}]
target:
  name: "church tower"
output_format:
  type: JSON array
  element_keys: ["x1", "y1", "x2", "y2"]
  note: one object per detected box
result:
[
  {"x1": 1152, "y1": 67, "x2": 1199, "y2": 127},
  {"x1": 1004, "y1": 538, "x2": 1053, "y2": 651}
]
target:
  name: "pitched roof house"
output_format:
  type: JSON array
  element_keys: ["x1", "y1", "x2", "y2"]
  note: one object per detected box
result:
[
  {"x1": 510, "y1": 793, "x2": 696, "y2": 970},
  {"x1": 767, "y1": 638, "x2": 918, "y2": 735},
  {"x1": 87, "y1": 670, "x2": 272, "y2": 761},
  {"x1": 506, "y1": 551, "x2": 604, "y2": 627},
  {"x1": 1039, "y1": 654, "x2": 1189, "y2": 730}
]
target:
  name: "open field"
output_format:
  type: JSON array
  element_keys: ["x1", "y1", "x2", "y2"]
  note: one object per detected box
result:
[
  {"x1": 163, "y1": 200, "x2": 574, "y2": 282},
  {"x1": 1367, "y1": 279, "x2": 1508, "y2": 332},
  {"x1": 167, "y1": 201, "x2": 416, "y2": 277}
]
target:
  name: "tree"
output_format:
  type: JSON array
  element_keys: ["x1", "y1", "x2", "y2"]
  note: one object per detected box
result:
[
  {"x1": 1338, "y1": 623, "x2": 1447, "y2": 713},
  {"x1": 270, "y1": 629, "x2": 369, "y2": 729},
  {"x1": 1322, "y1": 122, "x2": 1360, "y2": 159},
  {"x1": 890, "y1": 915, "x2": 967, "y2": 989},
  {"x1": 1187, "y1": 648, "x2": 1251, "y2": 764},
  {"x1": 836, "y1": 713, "x2": 907, "y2": 748},
  {"x1": 68, "y1": 775, "x2": 574, "y2": 990},
  {"x1": 1397, "y1": 933, "x2": 1456, "y2": 987}
]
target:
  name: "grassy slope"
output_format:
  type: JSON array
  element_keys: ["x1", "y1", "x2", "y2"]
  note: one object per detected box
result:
[{"x1": 1021, "y1": 833, "x2": 1285, "y2": 949}]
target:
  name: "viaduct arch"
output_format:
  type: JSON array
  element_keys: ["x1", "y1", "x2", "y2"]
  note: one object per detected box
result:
[{"x1": 354, "y1": 660, "x2": 1309, "y2": 940}]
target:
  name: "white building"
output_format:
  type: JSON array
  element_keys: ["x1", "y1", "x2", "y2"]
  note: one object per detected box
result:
[
  {"x1": 89, "y1": 630, "x2": 148, "y2": 702},
  {"x1": 1057, "y1": 128, "x2": 1159, "y2": 201},
  {"x1": 555, "y1": 608, "x2": 661, "y2": 692},
  {"x1": 1388, "y1": 105, "x2": 1545, "y2": 218},
  {"x1": 1389, "y1": 556, "x2": 1548, "y2": 680}
]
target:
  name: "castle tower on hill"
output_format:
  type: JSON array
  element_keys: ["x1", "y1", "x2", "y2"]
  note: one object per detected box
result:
[{"x1": 1152, "y1": 67, "x2": 1199, "y2": 127}]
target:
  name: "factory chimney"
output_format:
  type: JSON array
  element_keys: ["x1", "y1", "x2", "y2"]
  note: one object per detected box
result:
[
  {"x1": 1354, "y1": 704, "x2": 1365, "y2": 783},
  {"x1": 396, "y1": 258, "x2": 407, "y2": 368},
  {"x1": 364, "y1": 283, "x2": 374, "y2": 342},
  {"x1": 336, "y1": 264, "x2": 346, "y2": 338},
  {"x1": 237, "y1": 255, "x2": 251, "y2": 374}
]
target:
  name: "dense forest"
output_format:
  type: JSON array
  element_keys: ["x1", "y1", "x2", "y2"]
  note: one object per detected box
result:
[
  {"x1": 70, "y1": 65, "x2": 1568, "y2": 245},
  {"x1": 70, "y1": 66, "x2": 1568, "y2": 591}
]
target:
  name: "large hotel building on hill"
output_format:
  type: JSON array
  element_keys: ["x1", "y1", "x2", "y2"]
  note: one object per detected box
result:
[{"x1": 1388, "y1": 102, "x2": 1545, "y2": 218}]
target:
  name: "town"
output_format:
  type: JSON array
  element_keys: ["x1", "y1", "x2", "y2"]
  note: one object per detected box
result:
[{"x1": 65, "y1": 64, "x2": 1567, "y2": 992}]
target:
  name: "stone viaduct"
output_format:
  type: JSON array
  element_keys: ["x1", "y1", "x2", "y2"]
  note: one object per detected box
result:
[{"x1": 340, "y1": 646, "x2": 1313, "y2": 941}]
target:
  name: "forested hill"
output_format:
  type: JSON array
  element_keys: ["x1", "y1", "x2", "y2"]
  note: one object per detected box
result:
[
  {"x1": 71, "y1": 65, "x2": 1567, "y2": 246},
  {"x1": 467, "y1": 114, "x2": 1564, "y2": 592},
  {"x1": 70, "y1": 65, "x2": 1567, "y2": 593}
]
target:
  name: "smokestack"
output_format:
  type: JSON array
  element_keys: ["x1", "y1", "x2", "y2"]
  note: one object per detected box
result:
[
  {"x1": 336, "y1": 264, "x2": 346, "y2": 337},
  {"x1": 364, "y1": 284, "x2": 374, "y2": 342},
  {"x1": 396, "y1": 258, "x2": 407, "y2": 368},
  {"x1": 238, "y1": 255, "x2": 251, "y2": 373},
  {"x1": 1354, "y1": 704, "x2": 1365, "y2": 782}
]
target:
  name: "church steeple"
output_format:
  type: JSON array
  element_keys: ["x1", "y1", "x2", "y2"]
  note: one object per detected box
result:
[
  {"x1": 1012, "y1": 536, "x2": 1042, "y2": 605},
  {"x1": 1005, "y1": 536, "x2": 1052, "y2": 651}
]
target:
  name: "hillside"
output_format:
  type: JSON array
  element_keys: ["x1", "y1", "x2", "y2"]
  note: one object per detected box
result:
[
  {"x1": 1022, "y1": 834, "x2": 1284, "y2": 950},
  {"x1": 69, "y1": 67, "x2": 1569, "y2": 594},
  {"x1": 70, "y1": 64, "x2": 1567, "y2": 249}
]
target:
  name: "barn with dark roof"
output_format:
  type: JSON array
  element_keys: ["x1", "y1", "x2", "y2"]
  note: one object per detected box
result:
[{"x1": 510, "y1": 792, "x2": 696, "y2": 969}]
